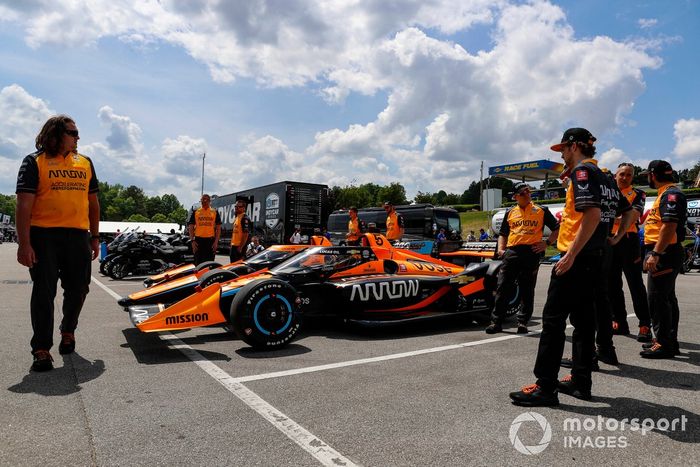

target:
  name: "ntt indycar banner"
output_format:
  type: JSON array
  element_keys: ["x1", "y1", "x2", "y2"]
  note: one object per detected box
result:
[{"x1": 509, "y1": 411, "x2": 689, "y2": 455}]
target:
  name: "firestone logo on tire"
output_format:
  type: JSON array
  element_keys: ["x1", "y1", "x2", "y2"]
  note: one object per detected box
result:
[{"x1": 509, "y1": 411, "x2": 552, "y2": 455}]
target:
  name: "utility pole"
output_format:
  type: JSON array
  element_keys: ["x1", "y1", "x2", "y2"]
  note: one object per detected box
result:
[
  {"x1": 201, "y1": 152, "x2": 206, "y2": 197},
  {"x1": 479, "y1": 161, "x2": 483, "y2": 211}
]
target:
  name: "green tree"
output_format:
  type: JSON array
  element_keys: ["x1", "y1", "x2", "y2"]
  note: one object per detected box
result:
[
  {"x1": 0, "y1": 194, "x2": 16, "y2": 222},
  {"x1": 151, "y1": 213, "x2": 169, "y2": 223},
  {"x1": 127, "y1": 213, "x2": 149, "y2": 222},
  {"x1": 376, "y1": 182, "x2": 408, "y2": 206},
  {"x1": 168, "y1": 207, "x2": 188, "y2": 226},
  {"x1": 414, "y1": 191, "x2": 435, "y2": 204}
]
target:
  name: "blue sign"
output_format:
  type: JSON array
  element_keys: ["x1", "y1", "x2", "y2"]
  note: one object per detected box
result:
[{"x1": 489, "y1": 159, "x2": 564, "y2": 176}]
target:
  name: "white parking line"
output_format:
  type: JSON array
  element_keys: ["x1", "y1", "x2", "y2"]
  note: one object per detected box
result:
[
  {"x1": 93, "y1": 275, "x2": 358, "y2": 467},
  {"x1": 233, "y1": 332, "x2": 542, "y2": 383},
  {"x1": 160, "y1": 333, "x2": 358, "y2": 467}
]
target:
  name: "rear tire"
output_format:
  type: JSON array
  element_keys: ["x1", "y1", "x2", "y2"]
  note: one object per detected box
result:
[
  {"x1": 198, "y1": 269, "x2": 238, "y2": 288},
  {"x1": 230, "y1": 279, "x2": 302, "y2": 349},
  {"x1": 504, "y1": 279, "x2": 523, "y2": 318}
]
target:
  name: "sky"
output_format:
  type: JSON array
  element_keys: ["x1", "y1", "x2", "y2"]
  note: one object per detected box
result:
[{"x1": 1, "y1": 0, "x2": 699, "y2": 209}]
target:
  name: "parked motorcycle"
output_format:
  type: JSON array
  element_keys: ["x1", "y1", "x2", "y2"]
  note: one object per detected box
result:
[{"x1": 106, "y1": 233, "x2": 193, "y2": 279}]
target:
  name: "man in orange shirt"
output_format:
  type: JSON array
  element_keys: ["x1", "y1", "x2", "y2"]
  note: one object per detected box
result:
[
  {"x1": 640, "y1": 160, "x2": 686, "y2": 358},
  {"x1": 346, "y1": 206, "x2": 366, "y2": 246},
  {"x1": 15, "y1": 115, "x2": 100, "y2": 371},
  {"x1": 230, "y1": 199, "x2": 251, "y2": 263},
  {"x1": 485, "y1": 182, "x2": 559, "y2": 334},
  {"x1": 383, "y1": 201, "x2": 404, "y2": 241},
  {"x1": 188, "y1": 194, "x2": 221, "y2": 265}
]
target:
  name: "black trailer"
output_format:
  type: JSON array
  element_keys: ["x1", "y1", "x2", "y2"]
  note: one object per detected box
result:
[{"x1": 210, "y1": 181, "x2": 329, "y2": 251}]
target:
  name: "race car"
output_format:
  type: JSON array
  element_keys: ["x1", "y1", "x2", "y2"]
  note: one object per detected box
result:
[
  {"x1": 126, "y1": 233, "x2": 521, "y2": 350},
  {"x1": 142, "y1": 235, "x2": 332, "y2": 288},
  {"x1": 118, "y1": 244, "x2": 312, "y2": 309}
]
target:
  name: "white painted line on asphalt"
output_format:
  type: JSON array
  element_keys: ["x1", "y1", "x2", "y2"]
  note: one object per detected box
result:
[
  {"x1": 94, "y1": 276, "x2": 358, "y2": 467},
  {"x1": 160, "y1": 333, "x2": 358, "y2": 467},
  {"x1": 233, "y1": 331, "x2": 542, "y2": 383},
  {"x1": 92, "y1": 275, "x2": 122, "y2": 300}
]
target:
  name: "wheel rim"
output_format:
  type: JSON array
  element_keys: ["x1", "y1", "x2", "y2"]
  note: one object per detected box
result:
[{"x1": 252, "y1": 294, "x2": 293, "y2": 336}]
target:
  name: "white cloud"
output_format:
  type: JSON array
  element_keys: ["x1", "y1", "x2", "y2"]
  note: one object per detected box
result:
[
  {"x1": 638, "y1": 18, "x2": 658, "y2": 29},
  {"x1": 0, "y1": 84, "x2": 53, "y2": 160},
  {"x1": 672, "y1": 118, "x2": 700, "y2": 164},
  {"x1": 0, "y1": 1, "x2": 670, "y2": 201}
]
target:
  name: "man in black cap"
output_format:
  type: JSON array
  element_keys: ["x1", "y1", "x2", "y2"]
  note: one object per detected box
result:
[
  {"x1": 640, "y1": 160, "x2": 686, "y2": 358},
  {"x1": 510, "y1": 128, "x2": 634, "y2": 406},
  {"x1": 486, "y1": 182, "x2": 559, "y2": 334}
]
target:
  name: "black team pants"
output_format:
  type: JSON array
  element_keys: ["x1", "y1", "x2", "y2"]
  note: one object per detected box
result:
[
  {"x1": 610, "y1": 233, "x2": 651, "y2": 328},
  {"x1": 645, "y1": 243, "x2": 682, "y2": 351},
  {"x1": 534, "y1": 252, "x2": 601, "y2": 393},
  {"x1": 490, "y1": 246, "x2": 540, "y2": 325},
  {"x1": 193, "y1": 236, "x2": 215, "y2": 265},
  {"x1": 28, "y1": 227, "x2": 92, "y2": 353}
]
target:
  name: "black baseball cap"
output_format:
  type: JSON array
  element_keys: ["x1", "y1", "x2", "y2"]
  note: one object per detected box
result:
[
  {"x1": 640, "y1": 159, "x2": 673, "y2": 176},
  {"x1": 550, "y1": 128, "x2": 597, "y2": 151},
  {"x1": 511, "y1": 182, "x2": 530, "y2": 196},
  {"x1": 383, "y1": 201, "x2": 393, "y2": 207}
]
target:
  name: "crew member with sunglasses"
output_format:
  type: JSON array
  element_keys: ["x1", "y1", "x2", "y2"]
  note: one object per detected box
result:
[
  {"x1": 609, "y1": 163, "x2": 652, "y2": 341},
  {"x1": 16, "y1": 115, "x2": 100, "y2": 372},
  {"x1": 485, "y1": 182, "x2": 559, "y2": 335}
]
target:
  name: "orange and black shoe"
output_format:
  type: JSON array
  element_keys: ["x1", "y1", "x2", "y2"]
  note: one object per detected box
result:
[
  {"x1": 612, "y1": 321, "x2": 630, "y2": 335},
  {"x1": 640, "y1": 343, "x2": 674, "y2": 359},
  {"x1": 31, "y1": 350, "x2": 54, "y2": 372},
  {"x1": 557, "y1": 374, "x2": 592, "y2": 401},
  {"x1": 509, "y1": 384, "x2": 559, "y2": 407},
  {"x1": 58, "y1": 332, "x2": 76, "y2": 355},
  {"x1": 637, "y1": 326, "x2": 652, "y2": 343}
]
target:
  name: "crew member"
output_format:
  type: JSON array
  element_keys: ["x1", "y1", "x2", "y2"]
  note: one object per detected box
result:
[
  {"x1": 610, "y1": 163, "x2": 652, "y2": 341},
  {"x1": 16, "y1": 115, "x2": 100, "y2": 371},
  {"x1": 383, "y1": 201, "x2": 404, "y2": 241},
  {"x1": 485, "y1": 182, "x2": 559, "y2": 335},
  {"x1": 187, "y1": 193, "x2": 221, "y2": 265},
  {"x1": 230, "y1": 199, "x2": 251, "y2": 263},
  {"x1": 510, "y1": 128, "x2": 624, "y2": 406},
  {"x1": 640, "y1": 160, "x2": 686, "y2": 358},
  {"x1": 346, "y1": 206, "x2": 366, "y2": 246}
]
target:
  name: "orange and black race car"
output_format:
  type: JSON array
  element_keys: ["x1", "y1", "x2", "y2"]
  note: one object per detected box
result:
[
  {"x1": 118, "y1": 244, "x2": 312, "y2": 309},
  {"x1": 126, "y1": 234, "x2": 522, "y2": 350}
]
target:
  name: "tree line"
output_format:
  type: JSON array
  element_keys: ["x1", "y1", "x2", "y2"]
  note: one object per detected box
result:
[
  {"x1": 1, "y1": 161, "x2": 697, "y2": 223},
  {"x1": 97, "y1": 182, "x2": 188, "y2": 224}
]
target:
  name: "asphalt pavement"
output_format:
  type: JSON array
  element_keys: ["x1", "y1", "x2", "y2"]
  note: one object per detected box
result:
[{"x1": 0, "y1": 243, "x2": 698, "y2": 466}]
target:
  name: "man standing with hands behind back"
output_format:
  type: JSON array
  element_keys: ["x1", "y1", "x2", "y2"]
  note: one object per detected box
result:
[
  {"x1": 16, "y1": 115, "x2": 100, "y2": 372},
  {"x1": 188, "y1": 193, "x2": 221, "y2": 265}
]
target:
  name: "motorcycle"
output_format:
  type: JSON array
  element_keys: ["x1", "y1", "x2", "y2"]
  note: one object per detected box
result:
[{"x1": 107, "y1": 234, "x2": 193, "y2": 279}]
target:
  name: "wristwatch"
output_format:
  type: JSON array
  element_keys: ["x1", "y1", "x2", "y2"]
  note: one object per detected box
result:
[{"x1": 650, "y1": 250, "x2": 665, "y2": 257}]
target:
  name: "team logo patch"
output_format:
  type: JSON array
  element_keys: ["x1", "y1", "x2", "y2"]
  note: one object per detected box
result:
[
  {"x1": 668, "y1": 194, "x2": 677, "y2": 202},
  {"x1": 575, "y1": 170, "x2": 588, "y2": 181}
]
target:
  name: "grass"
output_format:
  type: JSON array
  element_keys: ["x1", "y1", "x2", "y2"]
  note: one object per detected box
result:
[{"x1": 459, "y1": 210, "x2": 495, "y2": 238}]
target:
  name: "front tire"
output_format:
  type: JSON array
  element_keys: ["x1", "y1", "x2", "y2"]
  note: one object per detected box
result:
[
  {"x1": 198, "y1": 269, "x2": 238, "y2": 288},
  {"x1": 230, "y1": 279, "x2": 302, "y2": 349},
  {"x1": 195, "y1": 261, "x2": 222, "y2": 272}
]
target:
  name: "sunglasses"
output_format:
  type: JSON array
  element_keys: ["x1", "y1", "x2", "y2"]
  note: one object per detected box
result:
[{"x1": 65, "y1": 129, "x2": 79, "y2": 137}]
